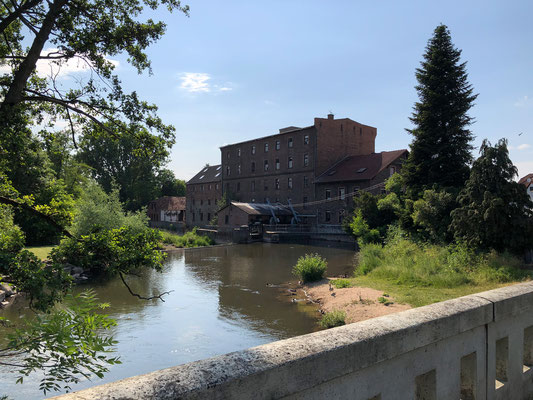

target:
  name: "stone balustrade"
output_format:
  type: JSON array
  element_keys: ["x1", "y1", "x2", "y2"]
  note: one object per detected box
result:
[{"x1": 51, "y1": 281, "x2": 533, "y2": 400}]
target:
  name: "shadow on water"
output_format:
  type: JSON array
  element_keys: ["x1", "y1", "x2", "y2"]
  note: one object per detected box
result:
[{"x1": 0, "y1": 243, "x2": 356, "y2": 399}]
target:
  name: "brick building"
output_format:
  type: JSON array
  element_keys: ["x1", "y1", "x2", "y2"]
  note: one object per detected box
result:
[
  {"x1": 147, "y1": 196, "x2": 186, "y2": 223},
  {"x1": 186, "y1": 165, "x2": 222, "y2": 228},
  {"x1": 186, "y1": 114, "x2": 406, "y2": 228}
]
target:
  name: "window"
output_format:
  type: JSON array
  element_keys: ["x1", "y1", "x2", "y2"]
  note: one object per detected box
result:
[
  {"x1": 192, "y1": 199, "x2": 196, "y2": 206},
  {"x1": 325, "y1": 189, "x2": 331, "y2": 200},
  {"x1": 251, "y1": 145, "x2": 256, "y2": 155},
  {"x1": 288, "y1": 177, "x2": 293, "y2": 189},
  {"x1": 339, "y1": 187, "x2": 346, "y2": 200},
  {"x1": 226, "y1": 166, "x2": 230, "y2": 176},
  {"x1": 192, "y1": 212, "x2": 195, "y2": 222},
  {"x1": 251, "y1": 162, "x2": 255, "y2": 173},
  {"x1": 288, "y1": 156, "x2": 293, "y2": 169},
  {"x1": 275, "y1": 178, "x2": 280, "y2": 190},
  {"x1": 207, "y1": 213, "x2": 211, "y2": 221},
  {"x1": 304, "y1": 135, "x2": 309, "y2": 145},
  {"x1": 275, "y1": 140, "x2": 280, "y2": 150},
  {"x1": 264, "y1": 180, "x2": 268, "y2": 191},
  {"x1": 353, "y1": 186, "x2": 360, "y2": 193},
  {"x1": 276, "y1": 159, "x2": 280, "y2": 170},
  {"x1": 201, "y1": 185, "x2": 204, "y2": 191},
  {"x1": 227, "y1": 152, "x2": 230, "y2": 159},
  {"x1": 200, "y1": 199, "x2": 203, "y2": 206},
  {"x1": 200, "y1": 213, "x2": 203, "y2": 221},
  {"x1": 288, "y1": 138, "x2": 293, "y2": 148},
  {"x1": 389, "y1": 166, "x2": 396, "y2": 176},
  {"x1": 264, "y1": 160, "x2": 269, "y2": 171},
  {"x1": 237, "y1": 182, "x2": 240, "y2": 192},
  {"x1": 303, "y1": 176, "x2": 309, "y2": 188},
  {"x1": 325, "y1": 211, "x2": 331, "y2": 222},
  {"x1": 209, "y1": 184, "x2": 212, "y2": 190},
  {"x1": 225, "y1": 215, "x2": 229, "y2": 224},
  {"x1": 251, "y1": 181, "x2": 255, "y2": 191},
  {"x1": 237, "y1": 148, "x2": 241, "y2": 157},
  {"x1": 215, "y1": 183, "x2": 219, "y2": 190},
  {"x1": 303, "y1": 196, "x2": 308, "y2": 209},
  {"x1": 264, "y1": 143, "x2": 269, "y2": 152},
  {"x1": 226, "y1": 183, "x2": 230, "y2": 192},
  {"x1": 208, "y1": 199, "x2": 211, "y2": 205},
  {"x1": 360, "y1": 127, "x2": 362, "y2": 135},
  {"x1": 238, "y1": 164, "x2": 241, "y2": 174},
  {"x1": 304, "y1": 153, "x2": 309, "y2": 167},
  {"x1": 338, "y1": 209, "x2": 345, "y2": 223}
]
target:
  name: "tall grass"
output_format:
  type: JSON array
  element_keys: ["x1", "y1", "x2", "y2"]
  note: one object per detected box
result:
[
  {"x1": 356, "y1": 235, "x2": 529, "y2": 288},
  {"x1": 158, "y1": 228, "x2": 214, "y2": 248}
]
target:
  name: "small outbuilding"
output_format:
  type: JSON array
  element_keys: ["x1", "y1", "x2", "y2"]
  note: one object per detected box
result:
[
  {"x1": 147, "y1": 196, "x2": 186, "y2": 223},
  {"x1": 217, "y1": 202, "x2": 294, "y2": 228}
]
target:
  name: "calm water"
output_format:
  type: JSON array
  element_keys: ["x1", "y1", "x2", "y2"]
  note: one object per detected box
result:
[{"x1": 0, "y1": 243, "x2": 356, "y2": 399}]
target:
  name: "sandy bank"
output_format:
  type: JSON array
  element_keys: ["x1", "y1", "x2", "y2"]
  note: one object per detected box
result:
[{"x1": 303, "y1": 279, "x2": 411, "y2": 324}]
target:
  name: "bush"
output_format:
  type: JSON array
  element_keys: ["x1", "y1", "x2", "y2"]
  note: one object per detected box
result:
[
  {"x1": 51, "y1": 227, "x2": 165, "y2": 277},
  {"x1": 292, "y1": 254, "x2": 328, "y2": 283},
  {"x1": 320, "y1": 310, "x2": 346, "y2": 329},
  {"x1": 159, "y1": 228, "x2": 214, "y2": 248},
  {"x1": 70, "y1": 183, "x2": 148, "y2": 237},
  {"x1": 332, "y1": 278, "x2": 353, "y2": 289}
]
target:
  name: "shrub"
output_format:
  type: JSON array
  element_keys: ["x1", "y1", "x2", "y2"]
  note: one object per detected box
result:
[
  {"x1": 51, "y1": 227, "x2": 165, "y2": 277},
  {"x1": 320, "y1": 310, "x2": 346, "y2": 329},
  {"x1": 332, "y1": 278, "x2": 353, "y2": 289},
  {"x1": 292, "y1": 254, "x2": 327, "y2": 283}
]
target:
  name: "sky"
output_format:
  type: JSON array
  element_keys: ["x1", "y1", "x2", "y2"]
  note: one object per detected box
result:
[{"x1": 17, "y1": 0, "x2": 533, "y2": 181}]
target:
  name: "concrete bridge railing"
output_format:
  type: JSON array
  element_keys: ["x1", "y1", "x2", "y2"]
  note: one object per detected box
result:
[{"x1": 51, "y1": 281, "x2": 533, "y2": 400}]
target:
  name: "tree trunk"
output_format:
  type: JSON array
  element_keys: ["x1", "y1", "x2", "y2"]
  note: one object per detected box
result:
[{"x1": 0, "y1": 0, "x2": 68, "y2": 111}]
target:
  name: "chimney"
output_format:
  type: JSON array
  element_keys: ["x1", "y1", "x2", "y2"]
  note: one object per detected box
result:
[{"x1": 327, "y1": 113, "x2": 334, "y2": 120}]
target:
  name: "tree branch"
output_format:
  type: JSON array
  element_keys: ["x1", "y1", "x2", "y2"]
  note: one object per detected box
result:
[
  {"x1": 0, "y1": 195, "x2": 73, "y2": 238},
  {"x1": 118, "y1": 272, "x2": 172, "y2": 302}
]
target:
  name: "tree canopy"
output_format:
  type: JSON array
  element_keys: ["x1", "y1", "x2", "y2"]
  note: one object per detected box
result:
[{"x1": 402, "y1": 24, "x2": 478, "y2": 196}]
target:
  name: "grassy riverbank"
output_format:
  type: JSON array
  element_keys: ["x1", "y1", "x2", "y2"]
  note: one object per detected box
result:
[
  {"x1": 158, "y1": 228, "x2": 214, "y2": 248},
  {"x1": 344, "y1": 238, "x2": 531, "y2": 307}
]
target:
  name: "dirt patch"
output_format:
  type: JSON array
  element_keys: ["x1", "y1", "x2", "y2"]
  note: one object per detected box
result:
[{"x1": 303, "y1": 278, "x2": 411, "y2": 324}]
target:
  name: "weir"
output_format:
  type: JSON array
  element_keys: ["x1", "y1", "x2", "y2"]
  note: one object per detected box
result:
[{"x1": 51, "y1": 281, "x2": 533, "y2": 400}]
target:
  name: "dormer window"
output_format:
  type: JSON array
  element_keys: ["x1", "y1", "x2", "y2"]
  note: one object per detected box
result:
[{"x1": 357, "y1": 167, "x2": 367, "y2": 173}]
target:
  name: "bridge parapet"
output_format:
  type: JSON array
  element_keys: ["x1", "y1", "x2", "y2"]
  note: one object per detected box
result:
[{"x1": 51, "y1": 282, "x2": 533, "y2": 400}]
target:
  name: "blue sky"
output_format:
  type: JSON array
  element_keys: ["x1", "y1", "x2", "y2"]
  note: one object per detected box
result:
[{"x1": 109, "y1": 1, "x2": 533, "y2": 180}]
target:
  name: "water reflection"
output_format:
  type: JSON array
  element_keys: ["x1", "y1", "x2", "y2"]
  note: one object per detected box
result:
[{"x1": 0, "y1": 243, "x2": 356, "y2": 399}]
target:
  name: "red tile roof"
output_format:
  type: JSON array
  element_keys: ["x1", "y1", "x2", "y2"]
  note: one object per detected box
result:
[
  {"x1": 315, "y1": 150, "x2": 408, "y2": 183},
  {"x1": 519, "y1": 173, "x2": 533, "y2": 187},
  {"x1": 150, "y1": 196, "x2": 186, "y2": 211}
]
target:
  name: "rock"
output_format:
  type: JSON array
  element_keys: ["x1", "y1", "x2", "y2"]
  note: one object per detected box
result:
[
  {"x1": 0, "y1": 282, "x2": 13, "y2": 296},
  {"x1": 0, "y1": 300, "x2": 9, "y2": 309},
  {"x1": 71, "y1": 266, "x2": 84, "y2": 275},
  {"x1": 0, "y1": 290, "x2": 5, "y2": 302}
]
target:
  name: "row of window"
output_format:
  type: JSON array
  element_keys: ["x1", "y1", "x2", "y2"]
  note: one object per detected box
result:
[
  {"x1": 325, "y1": 187, "x2": 360, "y2": 201},
  {"x1": 226, "y1": 176, "x2": 311, "y2": 193},
  {"x1": 227, "y1": 135, "x2": 310, "y2": 159},
  {"x1": 191, "y1": 198, "x2": 219, "y2": 207},
  {"x1": 189, "y1": 183, "x2": 220, "y2": 192},
  {"x1": 190, "y1": 212, "x2": 212, "y2": 222},
  {"x1": 226, "y1": 154, "x2": 309, "y2": 176},
  {"x1": 323, "y1": 210, "x2": 346, "y2": 223}
]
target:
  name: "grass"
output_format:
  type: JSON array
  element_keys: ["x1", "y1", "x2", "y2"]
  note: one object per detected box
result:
[
  {"x1": 332, "y1": 278, "x2": 353, "y2": 289},
  {"x1": 158, "y1": 228, "x2": 214, "y2": 248},
  {"x1": 348, "y1": 237, "x2": 531, "y2": 307},
  {"x1": 25, "y1": 246, "x2": 56, "y2": 260},
  {"x1": 292, "y1": 254, "x2": 327, "y2": 283},
  {"x1": 319, "y1": 310, "x2": 346, "y2": 329}
]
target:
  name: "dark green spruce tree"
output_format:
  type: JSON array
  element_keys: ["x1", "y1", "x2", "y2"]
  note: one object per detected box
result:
[
  {"x1": 403, "y1": 24, "x2": 478, "y2": 197},
  {"x1": 451, "y1": 139, "x2": 533, "y2": 254}
]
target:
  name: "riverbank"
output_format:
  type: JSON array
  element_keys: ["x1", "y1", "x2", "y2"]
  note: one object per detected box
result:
[{"x1": 302, "y1": 278, "x2": 411, "y2": 323}]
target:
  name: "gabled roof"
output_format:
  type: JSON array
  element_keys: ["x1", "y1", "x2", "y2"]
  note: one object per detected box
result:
[
  {"x1": 187, "y1": 165, "x2": 222, "y2": 185},
  {"x1": 314, "y1": 150, "x2": 408, "y2": 184},
  {"x1": 221, "y1": 202, "x2": 293, "y2": 216},
  {"x1": 149, "y1": 196, "x2": 186, "y2": 211},
  {"x1": 519, "y1": 173, "x2": 533, "y2": 187}
]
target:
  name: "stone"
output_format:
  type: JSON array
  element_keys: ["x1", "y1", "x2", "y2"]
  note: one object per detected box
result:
[{"x1": 0, "y1": 290, "x2": 5, "y2": 302}]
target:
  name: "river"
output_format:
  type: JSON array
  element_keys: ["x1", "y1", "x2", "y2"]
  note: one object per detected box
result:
[{"x1": 0, "y1": 243, "x2": 356, "y2": 399}]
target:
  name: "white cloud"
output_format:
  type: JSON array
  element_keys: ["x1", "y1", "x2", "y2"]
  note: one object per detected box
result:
[
  {"x1": 514, "y1": 95, "x2": 531, "y2": 108},
  {"x1": 178, "y1": 73, "x2": 234, "y2": 94},
  {"x1": 518, "y1": 143, "x2": 531, "y2": 150},
  {"x1": 180, "y1": 72, "x2": 211, "y2": 93},
  {"x1": 0, "y1": 48, "x2": 119, "y2": 78}
]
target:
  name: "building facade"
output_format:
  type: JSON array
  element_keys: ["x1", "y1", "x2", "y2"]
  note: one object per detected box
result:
[
  {"x1": 519, "y1": 173, "x2": 533, "y2": 202},
  {"x1": 147, "y1": 196, "x2": 186, "y2": 223},
  {"x1": 185, "y1": 165, "x2": 222, "y2": 228},
  {"x1": 186, "y1": 114, "x2": 406, "y2": 228}
]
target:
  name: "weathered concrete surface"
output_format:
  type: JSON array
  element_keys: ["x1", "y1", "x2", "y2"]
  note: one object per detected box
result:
[{"x1": 50, "y1": 282, "x2": 533, "y2": 400}]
